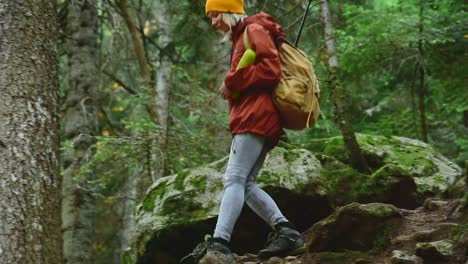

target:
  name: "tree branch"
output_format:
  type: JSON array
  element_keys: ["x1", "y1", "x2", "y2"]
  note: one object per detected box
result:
[
  {"x1": 116, "y1": 0, "x2": 151, "y2": 83},
  {"x1": 102, "y1": 69, "x2": 138, "y2": 95}
]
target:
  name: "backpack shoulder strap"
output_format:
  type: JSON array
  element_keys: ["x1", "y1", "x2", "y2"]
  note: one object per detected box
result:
[
  {"x1": 244, "y1": 24, "x2": 288, "y2": 49},
  {"x1": 243, "y1": 25, "x2": 252, "y2": 50}
]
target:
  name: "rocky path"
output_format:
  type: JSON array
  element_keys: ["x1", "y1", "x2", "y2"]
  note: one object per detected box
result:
[{"x1": 233, "y1": 198, "x2": 467, "y2": 264}]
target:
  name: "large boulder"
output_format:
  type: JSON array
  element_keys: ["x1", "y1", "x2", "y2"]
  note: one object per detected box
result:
[
  {"x1": 125, "y1": 147, "x2": 332, "y2": 264},
  {"x1": 124, "y1": 135, "x2": 463, "y2": 263},
  {"x1": 317, "y1": 154, "x2": 422, "y2": 208},
  {"x1": 304, "y1": 134, "x2": 463, "y2": 196}
]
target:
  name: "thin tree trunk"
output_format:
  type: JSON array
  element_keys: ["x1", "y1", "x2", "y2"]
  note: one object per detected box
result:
[
  {"x1": 418, "y1": 0, "x2": 428, "y2": 142},
  {"x1": 320, "y1": 0, "x2": 369, "y2": 173},
  {"x1": 154, "y1": 0, "x2": 172, "y2": 179},
  {"x1": 115, "y1": 167, "x2": 141, "y2": 263},
  {"x1": 111, "y1": 2, "x2": 164, "y2": 257},
  {"x1": 61, "y1": 0, "x2": 99, "y2": 263},
  {"x1": 0, "y1": 1, "x2": 62, "y2": 263},
  {"x1": 116, "y1": 0, "x2": 158, "y2": 124},
  {"x1": 113, "y1": 97, "x2": 150, "y2": 262}
]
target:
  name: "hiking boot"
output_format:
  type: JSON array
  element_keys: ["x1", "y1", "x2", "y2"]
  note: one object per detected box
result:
[
  {"x1": 257, "y1": 223, "x2": 305, "y2": 260},
  {"x1": 179, "y1": 235, "x2": 211, "y2": 264},
  {"x1": 199, "y1": 237, "x2": 236, "y2": 264}
]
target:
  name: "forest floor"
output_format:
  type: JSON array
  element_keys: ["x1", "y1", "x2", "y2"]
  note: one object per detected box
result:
[{"x1": 232, "y1": 198, "x2": 467, "y2": 264}]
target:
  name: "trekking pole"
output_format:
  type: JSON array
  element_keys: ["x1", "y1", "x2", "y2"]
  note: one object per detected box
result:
[{"x1": 294, "y1": 0, "x2": 313, "y2": 47}]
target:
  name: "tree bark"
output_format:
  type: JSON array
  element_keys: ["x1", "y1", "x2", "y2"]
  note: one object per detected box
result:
[
  {"x1": 115, "y1": 167, "x2": 141, "y2": 263},
  {"x1": 320, "y1": 0, "x2": 369, "y2": 173},
  {"x1": 154, "y1": 0, "x2": 172, "y2": 179},
  {"x1": 0, "y1": 1, "x2": 62, "y2": 263},
  {"x1": 61, "y1": 0, "x2": 99, "y2": 263}
]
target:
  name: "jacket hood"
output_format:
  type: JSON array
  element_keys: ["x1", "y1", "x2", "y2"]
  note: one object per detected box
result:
[{"x1": 233, "y1": 12, "x2": 287, "y2": 43}]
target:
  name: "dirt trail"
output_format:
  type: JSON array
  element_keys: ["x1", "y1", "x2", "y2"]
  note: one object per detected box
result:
[{"x1": 233, "y1": 198, "x2": 467, "y2": 264}]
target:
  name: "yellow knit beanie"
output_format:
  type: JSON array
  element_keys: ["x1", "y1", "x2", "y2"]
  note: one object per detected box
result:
[{"x1": 205, "y1": 0, "x2": 245, "y2": 15}]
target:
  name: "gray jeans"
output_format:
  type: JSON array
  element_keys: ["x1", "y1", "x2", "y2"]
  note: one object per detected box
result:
[{"x1": 213, "y1": 133, "x2": 288, "y2": 241}]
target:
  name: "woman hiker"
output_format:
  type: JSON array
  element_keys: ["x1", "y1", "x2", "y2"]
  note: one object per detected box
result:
[{"x1": 185, "y1": 0, "x2": 306, "y2": 263}]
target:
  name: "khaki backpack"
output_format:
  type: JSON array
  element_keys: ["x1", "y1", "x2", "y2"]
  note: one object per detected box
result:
[{"x1": 243, "y1": 27, "x2": 320, "y2": 130}]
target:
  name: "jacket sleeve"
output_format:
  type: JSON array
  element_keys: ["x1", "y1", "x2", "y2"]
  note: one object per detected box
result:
[{"x1": 224, "y1": 24, "x2": 281, "y2": 93}]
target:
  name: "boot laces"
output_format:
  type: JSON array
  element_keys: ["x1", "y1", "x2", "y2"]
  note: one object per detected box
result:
[
  {"x1": 180, "y1": 234, "x2": 211, "y2": 263},
  {"x1": 265, "y1": 227, "x2": 298, "y2": 248}
]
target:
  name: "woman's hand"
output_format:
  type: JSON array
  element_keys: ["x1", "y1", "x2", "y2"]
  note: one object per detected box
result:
[{"x1": 219, "y1": 82, "x2": 231, "y2": 100}]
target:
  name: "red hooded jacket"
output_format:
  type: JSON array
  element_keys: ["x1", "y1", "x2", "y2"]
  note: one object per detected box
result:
[{"x1": 224, "y1": 13, "x2": 287, "y2": 146}]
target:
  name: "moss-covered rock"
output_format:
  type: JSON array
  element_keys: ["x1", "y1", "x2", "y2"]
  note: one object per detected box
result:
[
  {"x1": 304, "y1": 203, "x2": 402, "y2": 253},
  {"x1": 127, "y1": 134, "x2": 462, "y2": 263},
  {"x1": 415, "y1": 239, "x2": 455, "y2": 261},
  {"x1": 391, "y1": 250, "x2": 423, "y2": 264},
  {"x1": 317, "y1": 157, "x2": 420, "y2": 208},
  {"x1": 316, "y1": 153, "x2": 369, "y2": 206},
  {"x1": 365, "y1": 164, "x2": 421, "y2": 209},
  {"x1": 129, "y1": 147, "x2": 331, "y2": 263},
  {"x1": 304, "y1": 134, "x2": 462, "y2": 195}
]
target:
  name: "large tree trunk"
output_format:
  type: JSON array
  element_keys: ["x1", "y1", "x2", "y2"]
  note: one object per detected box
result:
[
  {"x1": 0, "y1": 1, "x2": 62, "y2": 263},
  {"x1": 153, "y1": 0, "x2": 173, "y2": 179},
  {"x1": 320, "y1": 0, "x2": 369, "y2": 173},
  {"x1": 61, "y1": 0, "x2": 99, "y2": 263}
]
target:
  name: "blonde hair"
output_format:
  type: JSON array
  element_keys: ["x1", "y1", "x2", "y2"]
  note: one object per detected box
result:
[{"x1": 221, "y1": 13, "x2": 248, "y2": 41}]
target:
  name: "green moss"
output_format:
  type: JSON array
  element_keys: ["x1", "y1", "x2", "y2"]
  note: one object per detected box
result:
[
  {"x1": 283, "y1": 150, "x2": 300, "y2": 163},
  {"x1": 369, "y1": 224, "x2": 393, "y2": 254},
  {"x1": 368, "y1": 164, "x2": 412, "y2": 196},
  {"x1": 211, "y1": 158, "x2": 227, "y2": 171},
  {"x1": 141, "y1": 179, "x2": 169, "y2": 211},
  {"x1": 450, "y1": 224, "x2": 468, "y2": 241},
  {"x1": 188, "y1": 175, "x2": 207, "y2": 193},
  {"x1": 139, "y1": 174, "x2": 207, "y2": 217},
  {"x1": 433, "y1": 175, "x2": 449, "y2": 185},
  {"x1": 385, "y1": 150, "x2": 436, "y2": 175},
  {"x1": 258, "y1": 170, "x2": 282, "y2": 186},
  {"x1": 304, "y1": 137, "x2": 349, "y2": 163},
  {"x1": 304, "y1": 137, "x2": 339, "y2": 153},
  {"x1": 174, "y1": 169, "x2": 190, "y2": 190},
  {"x1": 121, "y1": 249, "x2": 136, "y2": 264},
  {"x1": 415, "y1": 176, "x2": 450, "y2": 194},
  {"x1": 161, "y1": 193, "x2": 208, "y2": 222},
  {"x1": 371, "y1": 164, "x2": 408, "y2": 179},
  {"x1": 141, "y1": 191, "x2": 158, "y2": 211},
  {"x1": 305, "y1": 134, "x2": 440, "y2": 176},
  {"x1": 363, "y1": 135, "x2": 438, "y2": 175},
  {"x1": 209, "y1": 180, "x2": 223, "y2": 193},
  {"x1": 320, "y1": 160, "x2": 369, "y2": 205},
  {"x1": 306, "y1": 134, "x2": 456, "y2": 198}
]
